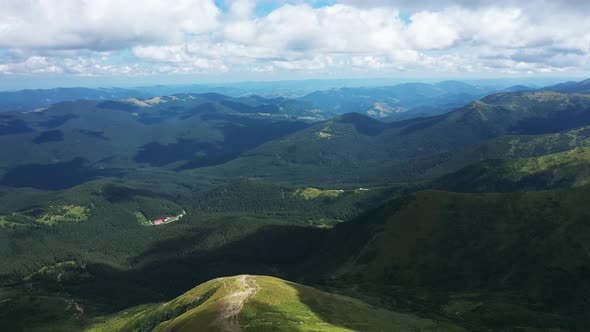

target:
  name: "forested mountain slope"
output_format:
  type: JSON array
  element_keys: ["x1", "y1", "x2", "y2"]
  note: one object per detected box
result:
[
  {"x1": 0, "y1": 94, "x2": 315, "y2": 189},
  {"x1": 308, "y1": 187, "x2": 590, "y2": 331},
  {"x1": 196, "y1": 91, "x2": 590, "y2": 185},
  {"x1": 3, "y1": 86, "x2": 590, "y2": 331},
  {"x1": 433, "y1": 146, "x2": 590, "y2": 192}
]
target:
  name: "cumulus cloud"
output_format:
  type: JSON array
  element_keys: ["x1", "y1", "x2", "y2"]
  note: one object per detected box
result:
[
  {"x1": 0, "y1": 0, "x2": 219, "y2": 50},
  {"x1": 0, "y1": 0, "x2": 589, "y2": 78},
  {"x1": 0, "y1": 56, "x2": 62, "y2": 74},
  {"x1": 406, "y1": 11, "x2": 460, "y2": 49},
  {"x1": 0, "y1": 55, "x2": 148, "y2": 76}
]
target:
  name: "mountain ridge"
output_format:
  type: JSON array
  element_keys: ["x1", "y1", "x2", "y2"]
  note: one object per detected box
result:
[{"x1": 194, "y1": 91, "x2": 590, "y2": 186}]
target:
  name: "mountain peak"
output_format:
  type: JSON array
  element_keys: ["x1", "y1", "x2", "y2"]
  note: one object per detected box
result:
[{"x1": 90, "y1": 274, "x2": 464, "y2": 332}]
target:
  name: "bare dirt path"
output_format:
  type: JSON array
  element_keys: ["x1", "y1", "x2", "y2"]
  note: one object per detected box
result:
[
  {"x1": 211, "y1": 275, "x2": 259, "y2": 332},
  {"x1": 57, "y1": 272, "x2": 84, "y2": 317}
]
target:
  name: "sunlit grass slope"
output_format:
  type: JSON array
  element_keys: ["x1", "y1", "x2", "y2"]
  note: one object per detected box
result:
[
  {"x1": 434, "y1": 146, "x2": 590, "y2": 192},
  {"x1": 89, "y1": 275, "x2": 464, "y2": 332}
]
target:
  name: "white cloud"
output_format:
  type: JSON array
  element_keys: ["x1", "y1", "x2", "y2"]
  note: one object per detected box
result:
[
  {"x1": 228, "y1": 0, "x2": 256, "y2": 19},
  {"x1": 0, "y1": 56, "x2": 62, "y2": 74},
  {"x1": 0, "y1": 55, "x2": 148, "y2": 76},
  {"x1": 407, "y1": 11, "x2": 460, "y2": 49},
  {"x1": 0, "y1": 0, "x2": 219, "y2": 50},
  {"x1": 256, "y1": 4, "x2": 406, "y2": 53},
  {"x1": 132, "y1": 45, "x2": 228, "y2": 72},
  {"x1": 1, "y1": 1, "x2": 589, "y2": 78},
  {"x1": 272, "y1": 56, "x2": 335, "y2": 70}
]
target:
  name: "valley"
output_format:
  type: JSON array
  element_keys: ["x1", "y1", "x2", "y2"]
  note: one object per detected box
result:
[{"x1": 1, "y1": 78, "x2": 590, "y2": 331}]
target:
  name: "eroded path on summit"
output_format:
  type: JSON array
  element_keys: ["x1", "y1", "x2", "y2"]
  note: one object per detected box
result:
[{"x1": 211, "y1": 275, "x2": 259, "y2": 332}]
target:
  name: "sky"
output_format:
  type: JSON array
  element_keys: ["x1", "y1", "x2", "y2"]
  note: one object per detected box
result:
[{"x1": 0, "y1": 0, "x2": 589, "y2": 89}]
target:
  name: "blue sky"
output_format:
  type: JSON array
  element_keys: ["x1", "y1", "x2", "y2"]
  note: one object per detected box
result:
[{"x1": 0, "y1": 0, "x2": 589, "y2": 90}]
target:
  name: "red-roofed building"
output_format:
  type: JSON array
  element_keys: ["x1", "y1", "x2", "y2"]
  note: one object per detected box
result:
[{"x1": 153, "y1": 218, "x2": 166, "y2": 225}]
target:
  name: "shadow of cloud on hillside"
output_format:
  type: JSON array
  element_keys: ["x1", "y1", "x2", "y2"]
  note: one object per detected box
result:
[
  {"x1": 52, "y1": 221, "x2": 326, "y2": 318},
  {"x1": 0, "y1": 158, "x2": 122, "y2": 190},
  {"x1": 134, "y1": 139, "x2": 215, "y2": 167},
  {"x1": 78, "y1": 129, "x2": 109, "y2": 141},
  {"x1": 37, "y1": 114, "x2": 79, "y2": 128},
  {"x1": 32, "y1": 130, "x2": 64, "y2": 144},
  {"x1": 0, "y1": 118, "x2": 33, "y2": 135}
]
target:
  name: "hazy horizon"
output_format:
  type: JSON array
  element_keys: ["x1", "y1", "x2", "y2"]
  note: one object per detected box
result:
[{"x1": 0, "y1": 75, "x2": 584, "y2": 92}]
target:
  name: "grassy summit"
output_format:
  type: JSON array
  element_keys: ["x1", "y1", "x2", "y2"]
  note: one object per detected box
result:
[{"x1": 88, "y1": 275, "x2": 464, "y2": 332}]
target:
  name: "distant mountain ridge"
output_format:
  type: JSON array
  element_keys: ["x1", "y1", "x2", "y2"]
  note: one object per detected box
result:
[
  {"x1": 0, "y1": 80, "x2": 498, "y2": 120},
  {"x1": 543, "y1": 78, "x2": 590, "y2": 94},
  {"x1": 501, "y1": 85, "x2": 534, "y2": 92},
  {"x1": 0, "y1": 87, "x2": 149, "y2": 112},
  {"x1": 297, "y1": 80, "x2": 496, "y2": 121}
]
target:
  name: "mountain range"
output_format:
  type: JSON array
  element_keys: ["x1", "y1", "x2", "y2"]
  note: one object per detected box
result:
[
  {"x1": 0, "y1": 80, "x2": 515, "y2": 121},
  {"x1": 2, "y1": 77, "x2": 590, "y2": 331}
]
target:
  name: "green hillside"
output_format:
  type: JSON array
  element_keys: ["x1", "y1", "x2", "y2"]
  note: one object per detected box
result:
[
  {"x1": 4, "y1": 88, "x2": 590, "y2": 331},
  {"x1": 193, "y1": 91, "x2": 590, "y2": 186},
  {"x1": 190, "y1": 179, "x2": 399, "y2": 226},
  {"x1": 0, "y1": 181, "x2": 187, "y2": 274},
  {"x1": 87, "y1": 275, "x2": 464, "y2": 332},
  {"x1": 0, "y1": 94, "x2": 313, "y2": 190},
  {"x1": 433, "y1": 146, "x2": 590, "y2": 192},
  {"x1": 2, "y1": 90, "x2": 589, "y2": 189},
  {"x1": 309, "y1": 187, "x2": 590, "y2": 330},
  {"x1": 398, "y1": 125, "x2": 590, "y2": 182},
  {"x1": 5, "y1": 186, "x2": 587, "y2": 330},
  {"x1": 0, "y1": 177, "x2": 400, "y2": 307}
]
